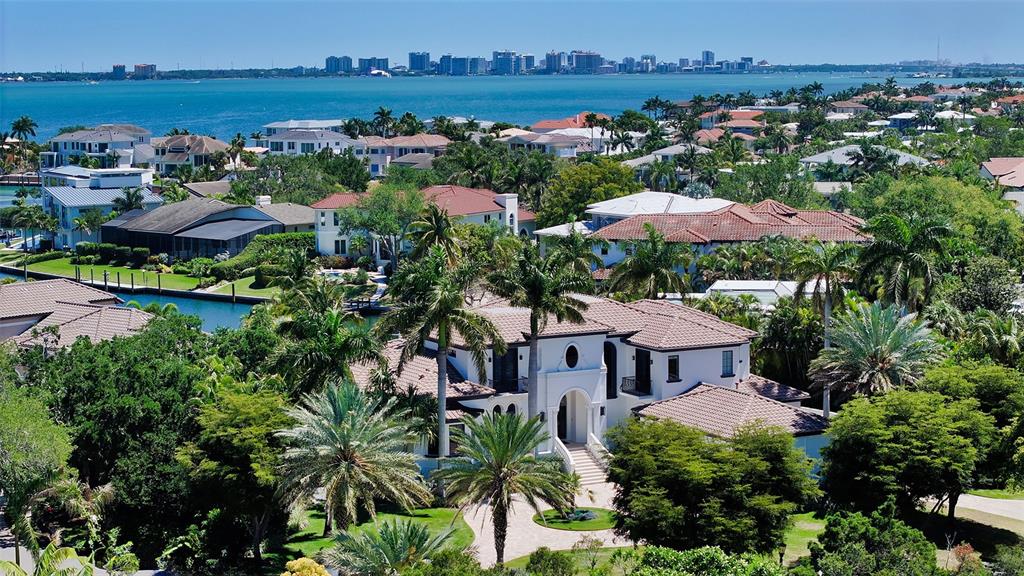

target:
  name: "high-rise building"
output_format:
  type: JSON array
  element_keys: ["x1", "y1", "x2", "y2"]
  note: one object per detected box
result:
[
  {"x1": 620, "y1": 57, "x2": 636, "y2": 73},
  {"x1": 544, "y1": 51, "x2": 566, "y2": 73},
  {"x1": 408, "y1": 52, "x2": 431, "y2": 72},
  {"x1": 451, "y1": 57, "x2": 470, "y2": 76},
  {"x1": 133, "y1": 64, "x2": 156, "y2": 79},
  {"x1": 570, "y1": 50, "x2": 603, "y2": 74},
  {"x1": 469, "y1": 57, "x2": 488, "y2": 75},
  {"x1": 358, "y1": 57, "x2": 389, "y2": 74},
  {"x1": 111, "y1": 64, "x2": 126, "y2": 79},
  {"x1": 438, "y1": 54, "x2": 453, "y2": 75},
  {"x1": 339, "y1": 56, "x2": 353, "y2": 73},
  {"x1": 521, "y1": 54, "x2": 535, "y2": 71},
  {"x1": 492, "y1": 50, "x2": 519, "y2": 75},
  {"x1": 325, "y1": 56, "x2": 353, "y2": 73},
  {"x1": 701, "y1": 50, "x2": 715, "y2": 66},
  {"x1": 678, "y1": 58, "x2": 690, "y2": 68}
]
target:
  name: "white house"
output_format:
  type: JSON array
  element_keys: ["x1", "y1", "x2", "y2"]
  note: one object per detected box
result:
[
  {"x1": 266, "y1": 130, "x2": 363, "y2": 156},
  {"x1": 262, "y1": 119, "x2": 345, "y2": 137},
  {"x1": 41, "y1": 124, "x2": 152, "y2": 169},
  {"x1": 799, "y1": 144, "x2": 929, "y2": 171},
  {"x1": 40, "y1": 166, "x2": 162, "y2": 248},
  {"x1": 312, "y1": 185, "x2": 535, "y2": 263},
  {"x1": 151, "y1": 135, "x2": 230, "y2": 175},
  {"x1": 498, "y1": 133, "x2": 588, "y2": 158},
  {"x1": 356, "y1": 134, "x2": 451, "y2": 178},
  {"x1": 351, "y1": 294, "x2": 824, "y2": 471}
]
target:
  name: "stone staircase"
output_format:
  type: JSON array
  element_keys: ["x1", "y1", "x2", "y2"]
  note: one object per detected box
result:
[{"x1": 566, "y1": 443, "x2": 608, "y2": 486}]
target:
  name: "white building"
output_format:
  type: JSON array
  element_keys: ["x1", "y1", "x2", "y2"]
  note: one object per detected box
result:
[
  {"x1": 151, "y1": 135, "x2": 230, "y2": 175},
  {"x1": 262, "y1": 119, "x2": 345, "y2": 137},
  {"x1": 498, "y1": 133, "x2": 588, "y2": 158},
  {"x1": 41, "y1": 124, "x2": 152, "y2": 169},
  {"x1": 266, "y1": 130, "x2": 363, "y2": 156},
  {"x1": 351, "y1": 294, "x2": 825, "y2": 469},
  {"x1": 40, "y1": 166, "x2": 162, "y2": 248}
]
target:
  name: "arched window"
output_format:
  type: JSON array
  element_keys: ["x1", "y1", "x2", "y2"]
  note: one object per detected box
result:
[
  {"x1": 493, "y1": 405, "x2": 502, "y2": 415},
  {"x1": 565, "y1": 345, "x2": 579, "y2": 369},
  {"x1": 507, "y1": 404, "x2": 517, "y2": 415}
]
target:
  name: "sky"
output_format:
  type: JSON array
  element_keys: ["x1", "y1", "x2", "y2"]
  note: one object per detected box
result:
[{"x1": 2, "y1": 0, "x2": 1023, "y2": 72}]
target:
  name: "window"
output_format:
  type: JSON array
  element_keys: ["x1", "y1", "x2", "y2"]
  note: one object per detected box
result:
[
  {"x1": 287, "y1": 142, "x2": 296, "y2": 150},
  {"x1": 507, "y1": 404, "x2": 517, "y2": 415},
  {"x1": 483, "y1": 214, "x2": 491, "y2": 223},
  {"x1": 601, "y1": 245, "x2": 609, "y2": 256},
  {"x1": 668, "y1": 355, "x2": 680, "y2": 382},
  {"x1": 565, "y1": 345, "x2": 579, "y2": 369},
  {"x1": 270, "y1": 141, "x2": 283, "y2": 152},
  {"x1": 721, "y1": 350, "x2": 734, "y2": 377},
  {"x1": 493, "y1": 405, "x2": 502, "y2": 415},
  {"x1": 301, "y1": 142, "x2": 315, "y2": 154},
  {"x1": 334, "y1": 240, "x2": 342, "y2": 255},
  {"x1": 333, "y1": 212, "x2": 340, "y2": 226},
  {"x1": 337, "y1": 239, "x2": 347, "y2": 254}
]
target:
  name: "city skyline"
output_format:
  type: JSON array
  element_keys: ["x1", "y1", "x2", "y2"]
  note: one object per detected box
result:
[{"x1": 3, "y1": 1, "x2": 1024, "y2": 73}]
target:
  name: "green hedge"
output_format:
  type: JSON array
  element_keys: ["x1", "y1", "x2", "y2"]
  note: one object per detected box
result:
[
  {"x1": 21, "y1": 251, "x2": 69, "y2": 265},
  {"x1": 210, "y1": 232, "x2": 315, "y2": 281}
]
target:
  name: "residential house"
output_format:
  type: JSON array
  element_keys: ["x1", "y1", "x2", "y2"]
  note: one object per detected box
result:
[
  {"x1": 935, "y1": 109, "x2": 976, "y2": 124},
  {"x1": 981, "y1": 157, "x2": 1024, "y2": 215},
  {"x1": 350, "y1": 293, "x2": 820, "y2": 468},
  {"x1": 182, "y1": 181, "x2": 232, "y2": 198},
  {"x1": 498, "y1": 132, "x2": 589, "y2": 158},
  {"x1": 799, "y1": 144, "x2": 929, "y2": 172},
  {"x1": 40, "y1": 166, "x2": 161, "y2": 248},
  {"x1": 699, "y1": 109, "x2": 763, "y2": 130},
  {"x1": 830, "y1": 100, "x2": 870, "y2": 115},
  {"x1": 101, "y1": 197, "x2": 283, "y2": 259},
  {"x1": 357, "y1": 134, "x2": 451, "y2": 178},
  {"x1": 312, "y1": 185, "x2": 535, "y2": 262},
  {"x1": 531, "y1": 111, "x2": 611, "y2": 133},
  {"x1": 545, "y1": 127, "x2": 644, "y2": 155},
  {"x1": 255, "y1": 202, "x2": 315, "y2": 233},
  {"x1": 41, "y1": 124, "x2": 152, "y2": 169},
  {"x1": 391, "y1": 152, "x2": 435, "y2": 170},
  {"x1": 0, "y1": 279, "x2": 151, "y2": 348},
  {"x1": 151, "y1": 135, "x2": 230, "y2": 175},
  {"x1": 698, "y1": 279, "x2": 817, "y2": 307},
  {"x1": 887, "y1": 112, "x2": 918, "y2": 131},
  {"x1": 267, "y1": 130, "x2": 363, "y2": 156},
  {"x1": 262, "y1": 119, "x2": 345, "y2": 137}
]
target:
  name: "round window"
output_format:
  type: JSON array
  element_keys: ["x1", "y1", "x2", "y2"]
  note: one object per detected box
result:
[{"x1": 565, "y1": 345, "x2": 579, "y2": 368}]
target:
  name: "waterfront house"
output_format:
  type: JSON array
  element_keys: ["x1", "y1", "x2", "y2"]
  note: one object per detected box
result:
[
  {"x1": 151, "y1": 135, "x2": 230, "y2": 175},
  {"x1": 799, "y1": 144, "x2": 929, "y2": 172},
  {"x1": 101, "y1": 196, "x2": 282, "y2": 259},
  {"x1": 589, "y1": 199, "x2": 867, "y2": 269},
  {"x1": 545, "y1": 127, "x2": 645, "y2": 155},
  {"x1": 266, "y1": 130, "x2": 363, "y2": 156},
  {"x1": 350, "y1": 293, "x2": 819, "y2": 469},
  {"x1": 41, "y1": 124, "x2": 152, "y2": 169},
  {"x1": 886, "y1": 112, "x2": 918, "y2": 131},
  {"x1": 254, "y1": 202, "x2": 315, "y2": 233},
  {"x1": 531, "y1": 111, "x2": 611, "y2": 133},
  {"x1": 40, "y1": 166, "x2": 162, "y2": 248},
  {"x1": 829, "y1": 100, "x2": 870, "y2": 115},
  {"x1": 497, "y1": 132, "x2": 589, "y2": 158},
  {"x1": 312, "y1": 185, "x2": 534, "y2": 263},
  {"x1": 262, "y1": 119, "x2": 345, "y2": 138},
  {"x1": 356, "y1": 134, "x2": 451, "y2": 178},
  {"x1": 0, "y1": 279, "x2": 151, "y2": 348}
]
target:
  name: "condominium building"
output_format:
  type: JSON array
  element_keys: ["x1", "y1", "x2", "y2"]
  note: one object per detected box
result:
[
  {"x1": 408, "y1": 52, "x2": 431, "y2": 72},
  {"x1": 325, "y1": 55, "x2": 353, "y2": 74},
  {"x1": 571, "y1": 50, "x2": 603, "y2": 74},
  {"x1": 357, "y1": 57, "x2": 389, "y2": 74},
  {"x1": 492, "y1": 50, "x2": 520, "y2": 75}
]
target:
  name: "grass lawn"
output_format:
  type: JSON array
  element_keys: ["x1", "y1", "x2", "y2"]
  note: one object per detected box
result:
[
  {"x1": 908, "y1": 507, "x2": 1023, "y2": 567},
  {"x1": 968, "y1": 488, "x2": 1024, "y2": 500},
  {"x1": 783, "y1": 512, "x2": 826, "y2": 564},
  {"x1": 27, "y1": 257, "x2": 199, "y2": 290},
  {"x1": 265, "y1": 507, "x2": 473, "y2": 568},
  {"x1": 213, "y1": 275, "x2": 279, "y2": 299},
  {"x1": 533, "y1": 508, "x2": 617, "y2": 531},
  {"x1": 505, "y1": 546, "x2": 636, "y2": 573}
]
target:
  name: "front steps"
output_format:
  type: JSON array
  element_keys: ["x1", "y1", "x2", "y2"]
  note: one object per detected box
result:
[{"x1": 566, "y1": 443, "x2": 609, "y2": 486}]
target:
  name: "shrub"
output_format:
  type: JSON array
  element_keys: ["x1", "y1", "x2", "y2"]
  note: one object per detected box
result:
[
  {"x1": 253, "y1": 264, "x2": 285, "y2": 288},
  {"x1": 171, "y1": 263, "x2": 190, "y2": 275},
  {"x1": 186, "y1": 258, "x2": 215, "y2": 279},
  {"x1": 317, "y1": 255, "x2": 353, "y2": 270},
  {"x1": 113, "y1": 246, "x2": 132, "y2": 264},
  {"x1": 24, "y1": 251, "x2": 69, "y2": 265},
  {"x1": 76, "y1": 242, "x2": 99, "y2": 256},
  {"x1": 196, "y1": 276, "x2": 218, "y2": 289},
  {"x1": 525, "y1": 548, "x2": 574, "y2": 576},
  {"x1": 209, "y1": 232, "x2": 314, "y2": 281},
  {"x1": 70, "y1": 255, "x2": 97, "y2": 265},
  {"x1": 97, "y1": 243, "x2": 117, "y2": 263},
  {"x1": 131, "y1": 247, "x2": 150, "y2": 267}
]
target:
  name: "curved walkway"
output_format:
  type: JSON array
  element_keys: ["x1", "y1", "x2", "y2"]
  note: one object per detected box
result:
[{"x1": 464, "y1": 481, "x2": 631, "y2": 567}]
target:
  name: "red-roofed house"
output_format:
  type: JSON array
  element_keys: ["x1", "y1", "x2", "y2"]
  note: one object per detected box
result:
[
  {"x1": 532, "y1": 111, "x2": 611, "y2": 133},
  {"x1": 996, "y1": 94, "x2": 1024, "y2": 108},
  {"x1": 312, "y1": 187, "x2": 536, "y2": 262},
  {"x1": 700, "y1": 109, "x2": 763, "y2": 129}
]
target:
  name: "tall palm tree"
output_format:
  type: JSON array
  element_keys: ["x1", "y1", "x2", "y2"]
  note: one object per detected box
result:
[
  {"x1": 373, "y1": 107, "x2": 395, "y2": 138},
  {"x1": 9, "y1": 116, "x2": 37, "y2": 154},
  {"x1": 647, "y1": 159, "x2": 676, "y2": 192},
  {"x1": 376, "y1": 247, "x2": 505, "y2": 458},
  {"x1": 70, "y1": 208, "x2": 106, "y2": 246},
  {"x1": 277, "y1": 381, "x2": 432, "y2": 535},
  {"x1": 436, "y1": 413, "x2": 578, "y2": 565},
  {"x1": 488, "y1": 243, "x2": 590, "y2": 421},
  {"x1": 808, "y1": 302, "x2": 944, "y2": 398},
  {"x1": 321, "y1": 519, "x2": 453, "y2": 575},
  {"x1": 112, "y1": 186, "x2": 144, "y2": 213},
  {"x1": 792, "y1": 240, "x2": 860, "y2": 417},
  {"x1": 408, "y1": 204, "x2": 461, "y2": 265},
  {"x1": 858, "y1": 214, "x2": 952, "y2": 312},
  {"x1": 0, "y1": 542, "x2": 94, "y2": 576},
  {"x1": 544, "y1": 226, "x2": 605, "y2": 279},
  {"x1": 970, "y1": 310, "x2": 1024, "y2": 366},
  {"x1": 606, "y1": 223, "x2": 691, "y2": 300},
  {"x1": 278, "y1": 310, "x2": 384, "y2": 396}
]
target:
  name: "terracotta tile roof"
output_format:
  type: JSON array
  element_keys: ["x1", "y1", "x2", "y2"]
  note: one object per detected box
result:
[
  {"x1": 695, "y1": 128, "x2": 726, "y2": 144},
  {"x1": 996, "y1": 95, "x2": 1024, "y2": 105},
  {"x1": 517, "y1": 207, "x2": 536, "y2": 222},
  {"x1": 623, "y1": 300, "x2": 757, "y2": 350},
  {"x1": 0, "y1": 279, "x2": 121, "y2": 320},
  {"x1": 153, "y1": 134, "x2": 229, "y2": 155},
  {"x1": 422, "y1": 185, "x2": 508, "y2": 217},
  {"x1": 637, "y1": 384, "x2": 828, "y2": 437},
  {"x1": 906, "y1": 95, "x2": 935, "y2": 103},
  {"x1": 982, "y1": 157, "x2": 1024, "y2": 188},
  {"x1": 13, "y1": 302, "x2": 152, "y2": 348},
  {"x1": 455, "y1": 301, "x2": 614, "y2": 346},
  {"x1": 592, "y1": 201, "x2": 867, "y2": 244},
  {"x1": 715, "y1": 119, "x2": 763, "y2": 129},
  {"x1": 736, "y1": 374, "x2": 810, "y2": 402},
  {"x1": 699, "y1": 109, "x2": 763, "y2": 121},
  {"x1": 830, "y1": 100, "x2": 870, "y2": 109},
  {"x1": 349, "y1": 340, "x2": 495, "y2": 399},
  {"x1": 532, "y1": 111, "x2": 611, "y2": 131},
  {"x1": 310, "y1": 192, "x2": 364, "y2": 209}
]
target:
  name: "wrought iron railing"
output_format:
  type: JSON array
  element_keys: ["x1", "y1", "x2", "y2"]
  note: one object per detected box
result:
[
  {"x1": 621, "y1": 376, "x2": 652, "y2": 396},
  {"x1": 489, "y1": 377, "x2": 527, "y2": 394}
]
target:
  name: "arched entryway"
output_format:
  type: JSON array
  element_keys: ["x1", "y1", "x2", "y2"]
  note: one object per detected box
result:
[
  {"x1": 604, "y1": 342, "x2": 617, "y2": 400},
  {"x1": 556, "y1": 389, "x2": 591, "y2": 444}
]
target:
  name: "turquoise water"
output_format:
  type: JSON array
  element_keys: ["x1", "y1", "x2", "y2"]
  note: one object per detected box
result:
[{"x1": 0, "y1": 73, "x2": 986, "y2": 140}]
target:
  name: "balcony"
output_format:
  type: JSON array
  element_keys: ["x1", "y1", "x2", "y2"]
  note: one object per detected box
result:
[
  {"x1": 489, "y1": 377, "x2": 527, "y2": 394},
  {"x1": 621, "y1": 376, "x2": 652, "y2": 397}
]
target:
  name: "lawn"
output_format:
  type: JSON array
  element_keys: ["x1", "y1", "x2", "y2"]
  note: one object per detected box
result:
[
  {"x1": 533, "y1": 508, "x2": 617, "y2": 531},
  {"x1": 26, "y1": 257, "x2": 199, "y2": 290},
  {"x1": 213, "y1": 275, "x2": 280, "y2": 299},
  {"x1": 968, "y1": 488, "x2": 1024, "y2": 500},
  {"x1": 783, "y1": 512, "x2": 826, "y2": 564},
  {"x1": 266, "y1": 507, "x2": 473, "y2": 567}
]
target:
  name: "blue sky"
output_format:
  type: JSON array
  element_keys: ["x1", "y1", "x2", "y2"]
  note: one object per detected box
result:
[{"x1": 2, "y1": 1, "x2": 1023, "y2": 72}]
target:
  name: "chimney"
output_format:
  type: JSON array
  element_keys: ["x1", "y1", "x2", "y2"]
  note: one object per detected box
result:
[
  {"x1": 255, "y1": 195, "x2": 272, "y2": 206},
  {"x1": 495, "y1": 193, "x2": 518, "y2": 231}
]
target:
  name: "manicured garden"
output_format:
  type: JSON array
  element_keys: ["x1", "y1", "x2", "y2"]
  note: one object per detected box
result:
[
  {"x1": 213, "y1": 275, "x2": 280, "y2": 298},
  {"x1": 532, "y1": 507, "x2": 617, "y2": 531},
  {"x1": 782, "y1": 512, "x2": 826, "y2": 563},
  {"x1": 26, "y1": 257, "x2": 200, "y2": 290}
]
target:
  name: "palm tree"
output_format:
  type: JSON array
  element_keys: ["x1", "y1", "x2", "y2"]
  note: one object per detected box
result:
[
  {"x1": 1010, "y1": 107, "x2": 1024, "y2": 130},
  {"x1": 0, "y1": 542, "x2": 94, "y2": 576},
  {"x1": 647, "y1": 159, "x2": 676, "y2": 192},
  {"x1": 9, "y1": 116, "x2": 37, "y2": 154},
  {"x1": 792, "y1": 240, "x2": 860, "y2": 417},
  {"x1": 676, "y1": 146, "x2": 700, "y2": 183},
  {"x1": 408, "y1": 204, "x2": 461, "y2": 265},
  {"x1": 376, "y1": 247, "x2": 505, "y2": 458},
  {"x1": 70, "y1": 208, "x2": 105, "y2": 246},
  {"x1": 374, "y1": 107, "x2": 395, "y2": 138},
  {"x1": 858, "y1": 214, "x2": 952, "y2": 311},
  {"x1": 544, "y1": 226, "x2": 605, "y2": 279},
  {"x1": 435, "y1": 413, "x2": 578, "y2": 565},
  {"x1": 320, "y1": 519, "x2": 453, "y2": 575},
  {"x1": 808, "y1": 302, "x2": 944, "y2": 398},
  {"x1": 488, "y1": 243, "x2": 590, "y2": 421},
  {"x1": 970, "y1": 310, "x2": 1024, "y2": 366},
  {"x1": 249, "y1": 130, "x2": 264, "y2": 142},
  {"x1": 606, "y1": 223, "x2": 691, "y2": 300},
  {"x1": 278, "y1": 309, "x2": 384, "y2": 396},
  {"x1": 717, "y1": 134, "x2": 748, "y2": 164},
  {"x1": 125, "y1": 301, "x2": 178, "y2": 317},
  {"x1": 443, "y1": 143, "x2": 492, "y2": 189},
  {"x1": 277, "y1": 381, "x2": 432, "y2": 535},
  {"x1": 112, "y1": 186, "x2": 144, "y2": 213}
]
